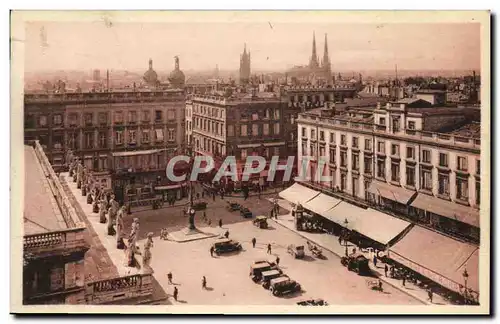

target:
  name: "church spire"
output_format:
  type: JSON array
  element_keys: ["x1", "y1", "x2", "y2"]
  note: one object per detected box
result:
[
  {"x1": 309, "y1": 31, "x2": 319, "y2": 69},
  {"x1": 323, "y1": 33, "x2": 329, "y2": 64}
]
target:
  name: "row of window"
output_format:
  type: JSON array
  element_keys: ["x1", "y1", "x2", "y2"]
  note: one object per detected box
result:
[
  {"x1": 240, "y1": 147, "x2": 281, "y2": 160},
  {"x1": 193, "y1": 104, "x2": 224, "y2": 119},
  {"x1": 27, "y1": 109, "x2": 177, "y2": 128},
  {"x1": 239, "y1": 109, "x2": 281, "y2": 121},
  {"x1": 66, "y1": 129, "x2": 175, "y2": 149},
  {"x1": 229, "y1": 123, "x2": 281, "y2": 137},
  {"x1": 193, "y1": 117, "x2": 224, "y2": 137},
  {"x1": 194, "y1": 136, "x2": 224, "y2": 156}
]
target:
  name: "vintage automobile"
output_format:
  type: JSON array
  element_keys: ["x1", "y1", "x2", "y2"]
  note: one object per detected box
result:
[
  {"x1": 211, "y1": 239, "x2": 242, "y2": 255},
  {"x1": 306, "y1": 241, "x2": 324, "y2": 258},
  {"x1": 341, "y1": 254, "x2": 371, "y2": 275},
  {"x1": 269, "y1": 277, "x2": 301, "y2": 296},
  {"x1": 287, "y1": 244, "x2": 305, "y2": 259},
  {"x1": 226, "y1": 201, "x2": 241, "y2": 212},
  {"x1": 252, "y1": 216, "x2": 269, "y2": 229},
  {"x1": 249, "y1": 261, "x2": 280, "y2": 282},
  {"x1": 253, "y1": 258, "x2": 277, "y2": 267},
  {"x1": 261, "y1": 271, "x2": 287, "y2": 290},
  {"x1": 240, "y1": 207, "x2": 253, "y2": 218},
  {"x1": 297, "y1": 299, "x2": 329, "y2": 306}
]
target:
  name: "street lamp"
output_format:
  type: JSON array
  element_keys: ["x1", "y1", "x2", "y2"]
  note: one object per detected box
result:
[
  {"x1": 343, "y1": 217, "x2": 349, "y2": 256},
  {"x1": 462, "y1": 268, "x2": 469, "y2": 304}
]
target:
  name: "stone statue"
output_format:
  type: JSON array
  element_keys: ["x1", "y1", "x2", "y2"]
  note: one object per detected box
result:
[
  {"x1": 116, "y1": 206, "x2": 126, "y2": 249},
  {"x1": 107, "y1": 196, "x2": 119, "y2": 236},
  {"x1": 127, "y1": 218, "x2": 140, "y2": 267},
  {"x1": 142, "y1": 232, "x2": 154, "y2": 271},
  {"x1": 76, "y1": 162, "x2": 83, "y2": 189},
  {"x1": 98, "y1": 196, "x2": 107, "y2": 224}
]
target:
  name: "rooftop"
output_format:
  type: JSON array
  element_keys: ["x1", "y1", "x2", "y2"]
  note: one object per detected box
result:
[
  {"x1": 449, "y1": 122, "x2": 481, "y2": 138},
  {"x1": 24, "y1": 145, "x2": 68, "y2": 235}
]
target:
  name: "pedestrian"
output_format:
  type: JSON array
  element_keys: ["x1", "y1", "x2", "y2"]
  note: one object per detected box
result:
[
  {"x1": 210, "y1": 246, "x2": 214, "y2": 257},
  {"x1": 208, "y1": 219, "x2": 212, "y2": 226},
  {"x1": 378, "y1": 280, "x2": 383, "y2": 292},
  {"x1": 276, "y1": 256, "x2": 280, "y2": 266},
  {"x1": 212, "y1": 192, "x2": 216, "y2": 201},
  {"x1": 203, "y1": 211, "x2": 207, "y2": 221},
  {"x1": 267, "y1": 243, "x2": 272, "y2": 254},
  {"x1": 384, "y1": 264, "x2": 388, "y2": 277},
  {"x1": 338, "y1": 236, "x2": 342, "y2": 245},
  {"x1": 402, "y1": 276, "x2": 406, "y2": 287},
  {"x1": 173, "y1": 286, "x2": 178, "y2": 301},
  {"x1": 373, "y1": 255, "x2": 378, "y2": 267},
  {"x1": 269, "y1": 209, "x2": 274, "y2": 218},
  {"x1": 167, "y1": 272, "x2": 173, "y2": 284},
  {"x1": 428, "y1": 289, "x2": 433, "y2": 303},
  {"x1": 251, "y1": 237, "x2": 256, "y2": 248},
  {"x1": 202, "y1": 276, "x2": 207, "y2": 289},
  {"x1": 202, "y1": 191, "x2": 205, "y2": 198},
  {"x1": 224, "y1": 230, "x2": 229, "y2": 239},
  {"x1": 196, "y1": 192, "x2": 200, "y2": 200},
  {"x1": 219, "y1": 219, "x2": 223, "y2": 228}
]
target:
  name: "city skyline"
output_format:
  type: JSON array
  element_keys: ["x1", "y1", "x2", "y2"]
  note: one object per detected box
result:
[{"x1": 24, "y1": 21, "x2": 480, "y2": 73}]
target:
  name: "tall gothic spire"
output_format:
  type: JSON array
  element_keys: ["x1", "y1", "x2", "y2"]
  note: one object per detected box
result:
[
  {"x1": 309, "y1": 32, "x2": 319, "y2": 69},
  {"x1": 323, "y1": 33, "x2": 329, "y2": 65}
]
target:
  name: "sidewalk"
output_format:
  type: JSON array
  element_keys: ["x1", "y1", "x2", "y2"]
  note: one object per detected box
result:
[{"x1": 267, "y1": 198, "x2": 451, "y2": 306}]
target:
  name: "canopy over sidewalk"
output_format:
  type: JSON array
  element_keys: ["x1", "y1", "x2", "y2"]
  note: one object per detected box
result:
[
  {"x1": 367, "y1": 181, "x2": 417, "y2": 205},
  {"x1": 389, "y1": 226, "x2": 479, "y2": 296},
  {"x1": 278, "y1": 183, "x2": 319, "y2": 205},
  {"x1": 302, "y1": 193, "x2": 341, "y2": 215}
]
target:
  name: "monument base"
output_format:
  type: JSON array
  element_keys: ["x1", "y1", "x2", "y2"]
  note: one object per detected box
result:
[{"x1": 168, "y1": 226, "x2": 218, "y2": 243}]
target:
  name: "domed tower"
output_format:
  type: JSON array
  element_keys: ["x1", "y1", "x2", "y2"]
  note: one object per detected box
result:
[
  {"x1": 143, "y1": 58, "x2": 159, "y2": 86},
  {"x1": 168, "y1": 56, "x2": 186, "y2": 89}
]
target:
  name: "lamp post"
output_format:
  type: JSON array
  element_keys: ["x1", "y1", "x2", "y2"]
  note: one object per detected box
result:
[
  {"x1": 462, "y1": 268, "x2": 469, "y2": 305},
  {"x1": 186, "y1": 143, "x2": 197, "y2": 231},
  {"x1": 343, "y1": 217, "x2": 349, "y2": 256}
]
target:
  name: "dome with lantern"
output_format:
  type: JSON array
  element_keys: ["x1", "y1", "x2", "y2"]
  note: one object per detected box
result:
[
  {"x1": 143, "y1": 58, "x2": 159, "y2": 86},
  {"x1": 168, "y1": 56, "x2": 186, "y2": 88}
]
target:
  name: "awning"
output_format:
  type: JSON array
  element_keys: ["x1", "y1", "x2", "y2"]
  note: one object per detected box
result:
[
  {"x1": 367, "y1": 181, "x2": 417, "y2": 205},
  {"x1": 84, "y1": 155, "x2": 93, "y2": 159},
  {"x1": 410, "y1": 194, "x2": 480, "y2": 228},
  {"x1": 302, "y1": 193, "x2": 341, "y2": 215},
  {"x1": 155, "y1": 184, "x2": 182, "y2": 190},
  {"x1": 263, "y1": 142, "x2": 286, "y2": 147},
  {"x1": 155, "y1": 129, "x2": 164, "y2": 141},
  {"x1": 353, "y1": 208, "x2": 412, "y2": 245},
  {"x1": 278, "y1": 183, "x2": 319, "y2": 205},
  {"x1": 389, "y1": 226, "x2": 479, "y2": 296},
  {"x1": 237, "y1": 144, "x2": 260, "y2": 149},
  {"x1": 322, "y1": 203, "x2": 411, "y2": 245},
  {"x1": 112, "y1": 149, "x2": 164, "y2": 157}
]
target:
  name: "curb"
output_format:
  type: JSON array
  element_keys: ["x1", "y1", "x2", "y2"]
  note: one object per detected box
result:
[{"x1": 268, "y1": 217, "x2": 430, "y2": 305}]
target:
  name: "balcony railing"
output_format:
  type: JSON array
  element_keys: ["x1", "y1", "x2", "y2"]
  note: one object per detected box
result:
[
  {"x1": 23, "y1": 227, "x2": 87, "y2": 253},
  {"x1": 85, "y1": 273, "x2": 154, "y2": 304},
  {"x1": 297, "y1": 114, "x2": 480, "y2": 150}
]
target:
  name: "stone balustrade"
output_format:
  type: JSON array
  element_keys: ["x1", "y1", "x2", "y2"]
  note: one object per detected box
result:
[{"x1": 85, "y1": 273, "x2": 154, "y2": 304}]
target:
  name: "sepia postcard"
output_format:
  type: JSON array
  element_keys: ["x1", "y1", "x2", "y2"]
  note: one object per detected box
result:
[{"x1": 10, "y1": 10, "x2": 491, "y2": 315}]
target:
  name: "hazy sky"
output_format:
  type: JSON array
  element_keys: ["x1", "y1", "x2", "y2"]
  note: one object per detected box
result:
[{"x1": 24, "y1": 21, "x2": 480, "y2": 73}]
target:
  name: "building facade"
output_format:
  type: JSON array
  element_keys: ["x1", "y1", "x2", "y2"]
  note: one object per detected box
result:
[
  {"x1": 297, "y1": 102, "x2": 481, "y2": 243},
  {"x1": 24, "y1": 89, "x2": 187, "y2": 202},
  {"x1": 190, "y1": 91, "x2": 290, "y2": 184}
]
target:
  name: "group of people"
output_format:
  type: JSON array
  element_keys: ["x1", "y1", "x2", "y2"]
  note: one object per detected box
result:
[{"x1": 165, "y1": 271, "x2": 209, "y2": 302}]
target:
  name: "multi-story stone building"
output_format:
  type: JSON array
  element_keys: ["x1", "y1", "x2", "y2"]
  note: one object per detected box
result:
[
  {"x1": 297, "y1": 100, "x2": 481, "y2": 243},
  {"x1": 24, "y1": 89, "x2": 187, "y2": 202},
  {"x1": 190, "y1": 89, "x2": 290, "y2": 184}
]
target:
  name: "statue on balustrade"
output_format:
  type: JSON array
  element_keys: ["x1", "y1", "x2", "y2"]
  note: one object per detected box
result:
[
  {"x1": 76, "y1": 162, "x2": 83, "y2": 188},
  {"x1": 92, "y1": 187, "x2": 100, "y2": 213},
  {"x1": 98, "y1": 195, "x2": 107, "y2": 224},
  {"x1": 107, "y1": 195, "x2": 119, "y2": 236},
  {"x1": 142, "y1": 232, "x2": 154, "y2": 272},
  {"x1": 116, "y1": 205, "x2": 126, "y2": 250},
  {"x1": 127, "y1": 218, "x2": 140, "y2": 267}
]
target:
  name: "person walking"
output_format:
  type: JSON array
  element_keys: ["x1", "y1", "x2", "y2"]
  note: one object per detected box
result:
[
  {"x1": 402, "y1": 276, "x2": 406, "y2": 287},
  {"x1": 378, "y1": 280, "x2": 383, "y2": 292},
  {"x1": 167, "y1": 272, "x2": 173, "y2": 284},
  {"x1": 276, "y1": 256, "x2": 280, "y2": 266},
  {"x1": 219, "y1": 219, "x2": 223, "y2": 228},
  {"x1": 212, "y1": 192, "x2": 216, "y2": 201},
  {"x1": 202, "y1": 276, "x2": 207, "y2": 290},
  {"x1": 251, "y1": 237, "x2": 256, "y2": 248},
  {"x1": 384, "y1": 264, "x2": 388, "y2": 277},
  {"x1": 373, "y1": 255, "x2": 378, "y2": 268},
  {"x1": 173, "y1": 286, "x2": 178, "y2": 301},
  {"x1": 224, "y1": 230, "x2": 229, "y2": 239},
  {"x1": 428, "y1": 289, "x2": 433, "y2": 303},
  {"x1": 210, "y1": 246, "x2": 214, "y2": 257},
  {"x1": 267, "y1": 243, "x2": 272, "y2": 254},
  {"x1": 338, "y1": 236, "x2": 342, "y2": 245}
]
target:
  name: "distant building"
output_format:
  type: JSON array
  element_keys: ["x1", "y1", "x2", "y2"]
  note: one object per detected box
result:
[
  {"x1": 168, "y1": 56, "x2": 186, "y2": 89},
  {"x1": 92, "y1": 69, "x2": 101, "y2": 82},
  {"x1": 239, "y1": 44, "x2": 251, "y2": 85},
  {"x1": 143, "y1": 58, "x2": 159, "y2": 87},
  {"x1": 415, "y1": 89, "x2": 447, "y2": 106}
]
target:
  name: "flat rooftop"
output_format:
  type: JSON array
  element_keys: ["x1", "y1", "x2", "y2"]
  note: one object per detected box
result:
[{"x1": 24, "y1": 145, "x2": 68, "y2": 235}]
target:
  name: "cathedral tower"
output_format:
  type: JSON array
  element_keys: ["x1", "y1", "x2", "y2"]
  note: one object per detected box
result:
[
  {"x1": 239, "y1": 43, "x2": 251, "y2": 85},
  {"x1": 309, "y1": 32, "x2": 320, "y2": 70}
]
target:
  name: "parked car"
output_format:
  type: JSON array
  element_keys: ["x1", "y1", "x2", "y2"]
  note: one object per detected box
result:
[
  {"x1": 297, "y1": 299, "x2": 328, "y2": 306},
  {"x1": 249, "y1": 261, "x2": 280, "y2": 282},
  {"x1": 341, "y1": 254, "x2": 371, "y2": 275},
  {"x1": 211, "y1": 239, "x2": 242, "y2": 255},
  {"x1": 226, "y1": 201, "x2": 241, "y2": 212},
  {"x1": 261, "y1": 271, "x2": 287, "y2": 290},
  {"x1": 287, "y1": 244, "x2": 305, "y2": 259},
  {"x1": 240, "y1": 207, "x2": 253, "y2": 218},
  {"x1": 269, "y1": 277, "x2": 301, "y2": 296},
  {"x1": 253, "y1": 259, "x2": 277, "y2": 267},
  {"x1": 253, "y1": 216, "x2": 269, "y2": 229}
]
